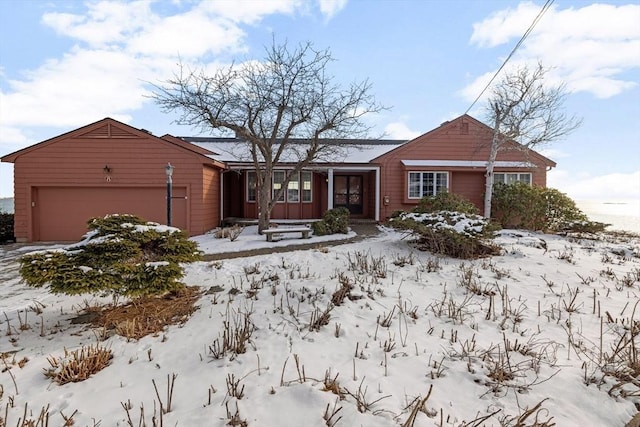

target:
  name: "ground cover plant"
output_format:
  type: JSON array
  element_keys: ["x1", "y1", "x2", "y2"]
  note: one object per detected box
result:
[
  {"x1": 18, "y1": 214, "x2": 202, "y2": 298},
  {"x1": 389, "y1": 193, "x2": 500, "y2": 259},
  {"x1": 0, "y1": 225, "x2": 639, "y2": 426}
]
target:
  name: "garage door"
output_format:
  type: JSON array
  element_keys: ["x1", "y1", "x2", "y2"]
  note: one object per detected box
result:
[{"x1": 33, "y1": 186, "x2": 187, "y2": 242}]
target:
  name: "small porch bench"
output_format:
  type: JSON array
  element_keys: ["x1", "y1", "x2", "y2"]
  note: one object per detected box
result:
[{"x1": 263, "y1": 227, "x2": 311, "y2": 242}]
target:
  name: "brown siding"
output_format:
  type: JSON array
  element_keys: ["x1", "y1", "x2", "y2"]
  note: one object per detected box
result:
[
  {"x1": 9, "y1": 119, "x2": 221, "y2": 242},
  {"x1": 376, "y1": 116, "x2": 552, "y2": 219},
  {"x1": 201, "y1": 165, "x2": 220, "y2": 232}
]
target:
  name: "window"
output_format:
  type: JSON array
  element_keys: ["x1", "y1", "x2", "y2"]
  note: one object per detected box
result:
[
  {"x1": 273, "y1": 170, "x2": 285, "y2": 201},
  {"x1": 301, "y1": 171, "x2": 312, "y2": 202},
  {"x1": 247, "y1": 171, "x2": 256, "y2": 202},
  {"x1": 287, "y1": 172, "x2": 299, "y2": 202},
  {"x1": 494, "y1": 173, "x2": 531, "y2": 185},
  {"x1": 249, "y1": 170, "x2": 313, "y2": 203},
  {"x1": 286, "y1": 171, "x2": 312, "y2": 202},
  {"x1": 408, "y1": 172, "x2": 448, "y2": 199}
]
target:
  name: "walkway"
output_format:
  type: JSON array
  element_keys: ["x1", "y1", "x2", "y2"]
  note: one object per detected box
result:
[{"x1": 201, "y1": 223, "x2": 381, "y2": 261}]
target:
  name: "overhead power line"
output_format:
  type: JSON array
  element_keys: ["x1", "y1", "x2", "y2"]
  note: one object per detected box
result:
[{"x1": 464, "y1": 0, "x2": 554, "y2": 114}]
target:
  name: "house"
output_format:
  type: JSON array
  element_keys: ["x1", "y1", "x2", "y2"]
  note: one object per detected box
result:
[
  {"x1": 1, "y1": 114, "x2": 555, "y2": 242},
  {"x1": 1, "y1": 118, "x2": 225, "y2": 242}
]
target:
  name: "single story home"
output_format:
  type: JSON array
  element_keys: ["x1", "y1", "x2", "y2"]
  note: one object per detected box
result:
[{"x1": 1, "y1": 114, "x2": 555, "y2": 242}]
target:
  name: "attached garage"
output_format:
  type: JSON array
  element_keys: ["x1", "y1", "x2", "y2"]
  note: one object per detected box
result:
[
  {"x1": 31, "y1": 186, "x2": 188, "y2": 241},
  {"x1": 2, "y1": 118, "x2": 224, "y2": 242}
]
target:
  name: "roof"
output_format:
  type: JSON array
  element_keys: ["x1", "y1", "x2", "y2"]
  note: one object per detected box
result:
[
  {"x1": 371, "y1": 114, "x2": 557, "y2": 168},
  {"x1": 1, "y1": 118, "x2": 224, "y2": 168},
  {"x1": 181, "y1": 137, "x2": 407, "y2": 163}
]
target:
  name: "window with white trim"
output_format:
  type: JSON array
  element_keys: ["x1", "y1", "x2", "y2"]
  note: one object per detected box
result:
[
  {"x1": 287, "y1": 171, "x2": 313, "y2": 202},
  {"x1": 273, "y1": 170, "x2": 286, "y2": 201},
  {"x1": 247, "y1": 171, "x2": 256, "y2": 202},
  {"x1": 301, "y1": 171, "x2": 312, "y2": 202},
  {"x1": 493, "y1": 173, "x2": 531, "y2": 185},
  {"x1": 408, "y1": 172, "x2": 448, "y2": 199}
]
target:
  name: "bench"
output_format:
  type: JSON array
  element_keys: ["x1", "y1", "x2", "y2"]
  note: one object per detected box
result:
[{"x1": 263, "y1": 227, "x2": 311, "y2": 242}]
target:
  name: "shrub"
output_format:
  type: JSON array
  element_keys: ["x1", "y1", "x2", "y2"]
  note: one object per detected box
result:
[
  {"x1": 491, "y1": 183, "x2": 608, "y2": 233},
  {"x1": 0, "y1": 212, "x2": 14, "y2": 243},
  {"x1": 312, "y1": 207, "x2": 350, "y2": 236},
  {"x1": 414, "y1": 192, "x2": 479, "y2": 215},
  {"x1": 19, "y1": 214, "x2": 202, "y2": 298},
  {"x1": 45, "y1": 344, "x2": 113, "y2": 385},
  {"x1": 390, "y1": 212, "x2": 500, "y2": 259}
]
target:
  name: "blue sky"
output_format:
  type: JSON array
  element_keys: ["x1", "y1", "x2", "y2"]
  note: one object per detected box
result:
[{"x1": 1, "y1": 0, "x2": 639, "y2": 201}]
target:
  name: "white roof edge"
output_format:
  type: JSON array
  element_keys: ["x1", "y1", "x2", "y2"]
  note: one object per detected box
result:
[{"x1": 401, "y1": 160, "x2": 536, "y2": 168}]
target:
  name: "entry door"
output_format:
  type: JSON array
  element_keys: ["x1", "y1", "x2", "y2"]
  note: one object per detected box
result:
[{"x1": 334, "y1": 175, "x2": 362, "y2": 214}]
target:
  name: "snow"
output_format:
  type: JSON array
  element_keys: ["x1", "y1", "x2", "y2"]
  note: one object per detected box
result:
[
  {"x1": 191, "y1": 140, "x2": 404, "y2": 163},
  {"x1": 1, "y1": 225, "x2": 639, "y2": 426}
]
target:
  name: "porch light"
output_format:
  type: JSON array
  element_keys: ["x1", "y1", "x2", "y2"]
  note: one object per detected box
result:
[
  {"x1": 103, "y1": 165, "x2": 111, "y2": 174},
  {"x1": 166, "y1": 163, "x2": 174, "y2": 226},
  {"x1": 165, "y1": 163, "x2": 174, "y2": 178}
]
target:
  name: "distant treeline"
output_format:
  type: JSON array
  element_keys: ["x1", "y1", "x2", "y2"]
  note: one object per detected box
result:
[{"x1": 0, "y1": 198, "x2": 14, "y2": 214}]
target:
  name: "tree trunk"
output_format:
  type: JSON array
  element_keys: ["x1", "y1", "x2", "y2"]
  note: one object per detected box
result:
[
  {"x1": 257, "y1": 186, "x2": 271, "y2": 234},
  {"x1": 483, "y1": 118, "x2": 501, "y2": 218}
]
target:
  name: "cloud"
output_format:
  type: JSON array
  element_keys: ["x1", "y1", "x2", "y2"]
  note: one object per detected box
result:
[
  {"x1": 0, "y1": 125, "x2": 30, "y2": 146},
  {"x1": 465, "y1": 2, "x2": 640, "y2": 100},
  {"x1": 0, "y1": 0, "x2": 340, "y2": 136},
  {"x1": 548, "y1": 169, "x2": 640, "y2": 201},
  {"x1": 383, "y1": 122, "x2": 421, "y2": 140},
  {"x1": 318, "y1": 0, "x2": 348, "y2": 20}
]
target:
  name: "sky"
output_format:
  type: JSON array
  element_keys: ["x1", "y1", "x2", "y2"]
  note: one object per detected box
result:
[{"x1": 0, "y1": 0, "x2": 639, "y2": 201}]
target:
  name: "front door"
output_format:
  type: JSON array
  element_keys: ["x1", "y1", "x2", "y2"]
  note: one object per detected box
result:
[{"x1": 334, "y1": 175, "x2": 362, "y2": 214}]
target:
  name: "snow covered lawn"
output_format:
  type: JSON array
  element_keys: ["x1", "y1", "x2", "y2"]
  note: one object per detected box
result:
[{"x1": 1, "y1": 226, "x2": 639, "y2": 426}]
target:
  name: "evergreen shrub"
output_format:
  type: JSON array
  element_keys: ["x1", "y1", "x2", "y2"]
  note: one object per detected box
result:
[
  {"x1": 390, "y1": 211, "x2": 500, "y2": 259},
  {"x1": 19, "y1": 214, "x2": 202, "y2": 298},
  {"x1": 491, "y1": 183, "x2": 608, "y2": 233},
  {"x1": 311, "y1": 207, "x2": 350, "y2": 236},
  {"x1": 0, "y1": 212, "x2": 14, "y2": 243},
  {"x1": 414, "y1": 192, "x2": 479, "y2": 215}
]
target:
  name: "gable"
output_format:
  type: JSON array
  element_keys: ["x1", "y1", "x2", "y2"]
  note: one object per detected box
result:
[
  {"x1": 372, "y1": 114, "x2": 556, "y2": 168},
  {"x1": 72, "y1": 122, "x2": 145, "y2": 139},
  {"x1": 1, "y1": 118, "x2": 221, "y2": 167}
]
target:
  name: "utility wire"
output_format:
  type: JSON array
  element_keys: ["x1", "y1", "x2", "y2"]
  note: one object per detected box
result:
[{"x1": 464, "y1": 0, "x2": 554, "y2": 114}]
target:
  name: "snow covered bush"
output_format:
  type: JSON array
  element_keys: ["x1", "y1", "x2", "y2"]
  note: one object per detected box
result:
[
  {"x1": 491, "y1": 182, "x2": 608, "y2": 233},
  {"x1": 19, "y1": 214, "x2": 202, "y2": 298},
  {"x1": 390, "y1": 211, "x2": 500, "y2": 259},
  {"x1": 414, "y1": 191, "x2": 479, "y2": 215}
]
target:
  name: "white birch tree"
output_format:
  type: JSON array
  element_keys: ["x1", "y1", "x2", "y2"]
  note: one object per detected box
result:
[{"x1": 483, "y1": 63, "x2": 581, "y2": 217}]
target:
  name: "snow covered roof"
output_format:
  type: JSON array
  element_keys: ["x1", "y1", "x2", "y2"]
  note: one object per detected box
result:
[{"x1": 180, "y1": 137, "x2": 406, "y2": 164}]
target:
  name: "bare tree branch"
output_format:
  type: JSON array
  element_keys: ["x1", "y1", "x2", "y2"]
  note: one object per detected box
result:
[
  {"x1": 152, "y1": 40, "x2": 385, "y2": 231},
  {"x1": 483, "y1": 62, "x2": 582, "y2": 217}
]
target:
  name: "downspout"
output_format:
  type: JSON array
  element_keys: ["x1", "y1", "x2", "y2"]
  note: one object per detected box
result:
[
  {"x1": 327, "y1": 168, "x2": 334, "y2": 210},
  {"x1": 374, "y1": 166, "x2": 380, "y2": 222}
]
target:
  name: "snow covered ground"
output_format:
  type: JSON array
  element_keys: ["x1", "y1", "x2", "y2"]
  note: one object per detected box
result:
[{"x1": 1, "y1": 225, "x2": 639, "y2": 426}]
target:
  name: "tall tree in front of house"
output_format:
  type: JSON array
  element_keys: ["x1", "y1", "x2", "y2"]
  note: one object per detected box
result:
[
  {"x1": 483, "y1": 63, "x2": 581, "y2": 217},
  {"x1": 153, "y1": 40, "x2": 383, "y2": 232}
]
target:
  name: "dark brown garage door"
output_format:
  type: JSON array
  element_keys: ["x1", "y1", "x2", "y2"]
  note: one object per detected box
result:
[{"x1": 32, "y1": 186, "x2": 187, "y2": 241}]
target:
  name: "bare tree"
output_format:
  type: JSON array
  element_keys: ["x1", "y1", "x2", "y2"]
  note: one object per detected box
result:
[
  {"x1": 153, "y1": 40, "x2": 384, "y2": 232},
  {"x1": 482, "y1": 62, "x2": 581, "y2": 217}
]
